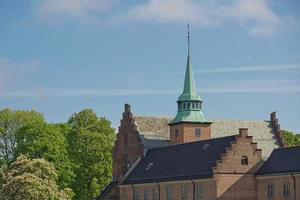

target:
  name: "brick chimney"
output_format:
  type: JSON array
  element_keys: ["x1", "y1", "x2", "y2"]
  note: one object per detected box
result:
[{"x1": 239, "y1": 128, "x2": 248, "y2": 137}]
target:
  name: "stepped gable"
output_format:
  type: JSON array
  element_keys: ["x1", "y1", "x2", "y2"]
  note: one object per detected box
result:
[
  {"x1": 122, "y1": 135, "x2": 237, "y2": 185},
  {"x1": 211, "y1": 119, "x2": 278, "y2": 158},
  {"x1": 256, "y1": 146, "x2": 300, "y2": 175}
]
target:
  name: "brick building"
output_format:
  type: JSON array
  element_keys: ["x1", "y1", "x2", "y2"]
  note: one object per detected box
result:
[{"x1": 96, "y1": 31, "x2": 299, "y2": 200}]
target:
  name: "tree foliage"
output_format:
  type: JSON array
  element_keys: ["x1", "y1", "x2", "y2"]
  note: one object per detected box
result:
[
  {"x1": 0, "y1": 108, "x2": 115, "y2": 200},
  {"x1": 67, "y1": 109, "x2": 115, "y2": 200},
  {"x1": 0, "y1": 155, "x2": 73, "y2": 200},
  {"x1": 281, "y1": 130, "x2": 300, "y2": 147},
  {"x1": 0, "y1": 108, "x2": 44, "y2": 163},
  {"x1": 15, "y1": 121, "x2": 75, "y2": 189}
]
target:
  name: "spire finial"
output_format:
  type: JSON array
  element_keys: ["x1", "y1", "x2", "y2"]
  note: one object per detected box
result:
[{"x1": 187, "y1": 24, "x2": 190, "y2": 56}]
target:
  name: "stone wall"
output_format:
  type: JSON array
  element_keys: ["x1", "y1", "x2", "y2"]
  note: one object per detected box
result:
[{"x1": 256, "y1": 175, "x2": 298, "y2": 200}]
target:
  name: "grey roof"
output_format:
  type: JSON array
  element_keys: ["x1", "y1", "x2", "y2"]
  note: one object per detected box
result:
[
  {"x1": 122, "y1": 135, "x2": 237, "y2": 185},
  {"x1": 256, "y1": 146, "x2": 300, "y2": 175},
  {"x1": 134, "y1": 116, "x2": 279, "y2": 158}
]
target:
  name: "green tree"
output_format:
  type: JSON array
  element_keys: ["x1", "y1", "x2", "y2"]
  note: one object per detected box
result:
[
  {"x1": 14, "y1": 121, "x2": 75, "y2": 189},
  {"x1": 0, "y1": 108, "x2": 44, "y2": 163},
  {"x1": 67, "y1": 109, "x2": 115, "y2": 200},
  {"x1": 0, "y1": 155, "x2": 73, "y2": 200},
  {"x1": 281, "y1": 130, "x2": 300, "y2": 146}
]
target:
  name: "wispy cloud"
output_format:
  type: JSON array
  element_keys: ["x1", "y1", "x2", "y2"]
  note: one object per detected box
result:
[
  {"x1": 35, "y1": 0, "x2": 116, "y2": 23},
  {"x1": 197, "y1": 64, "x2": 300, "y2": 74},
  {"x1": 2, "y1": 79, "x2": 299, "y2": 98},
  {"x1": 0, "y1": 57, "x2": 40, "y2": 91},
  {"x1": 33, "y1": 0, "x2": 286, "y2": 37},
  {"x1": 122, "y1": 0, "x2": 281, "y2": 37},
  {"x1": 156, "y1": 64, "x2": 300, "y2": 77}
]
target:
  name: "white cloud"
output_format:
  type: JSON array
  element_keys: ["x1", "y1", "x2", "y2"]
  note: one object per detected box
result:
[
  {"x1": 157, "y1": 64, "x2": 300, "y2": 76},
  {"x1": 198, "y1": 64, "x2": 300, "y2": 74},
  {"x1": 2, "y1": 79, "x2": 300, "y2": 98},
  {"x1": 35, "y1": 0, "x2": 116, "y2": 22},
  {"x1": 122, "y1": 0, "x2": 281, "y2": 37}
]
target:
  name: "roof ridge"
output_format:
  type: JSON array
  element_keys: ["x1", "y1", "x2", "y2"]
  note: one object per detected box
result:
[
  {"x1": 274, "y1": 145, "x2": 300, "y2": 150},
  {"x1": 134, "y1": 115, "x2": 270, "y2": 122},
  {"x1": 134, "y1": 115, "x2": 172, "y2": 118},
  {"x1": 148, "y1": 135, "x2": 237, "y2": 152}
]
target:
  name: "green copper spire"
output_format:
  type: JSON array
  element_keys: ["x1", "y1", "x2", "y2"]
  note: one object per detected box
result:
[
  {"x1": 177, "y1": 54, "x2": 201, "y2": 101},
  {"x1": 169, "y1": 24, "x2": 210, "y2": 125}
]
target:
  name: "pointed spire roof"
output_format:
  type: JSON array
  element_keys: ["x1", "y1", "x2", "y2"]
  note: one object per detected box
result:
[
  {"x1": 178, "y1": 25, "x2": 201, "y2": 102},
  {"x1": 169, "y1": 24, "x2": 210, "y2": 125}
]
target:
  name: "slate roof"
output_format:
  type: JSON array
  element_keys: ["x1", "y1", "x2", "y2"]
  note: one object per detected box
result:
[
  {"x1": 256, "y1": 146, "x2": 300, "y2": 175},
  {"x1": 122, "y1": 135, "x2": 237, "y2": 185},
  {"x1": 134, "y1": 116, "x2": 278, "y2": 158},
  {"x1": 96, "y1": 180, "x2": 118, "y2": 200}
]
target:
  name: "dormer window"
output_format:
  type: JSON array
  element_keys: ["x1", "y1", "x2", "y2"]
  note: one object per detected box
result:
[{"x1": 241, "y1": 156, "x2": 248, "y2": 165}]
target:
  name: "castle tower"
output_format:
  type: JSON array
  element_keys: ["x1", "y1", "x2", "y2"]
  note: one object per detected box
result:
[{"x1": 169, "y1": 25, "x2": 212, "y2": 145}]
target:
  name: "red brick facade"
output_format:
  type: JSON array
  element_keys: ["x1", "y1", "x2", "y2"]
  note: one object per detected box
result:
[
  {"x1": 119, "y1": 129, "x2": 266, "y2": 200},
  {"x1": 170, "y1": 122, "x2": 212, "y2": 145},
  {"x1": 112, "y1": 104, "x2": 144, "y2": 181}
]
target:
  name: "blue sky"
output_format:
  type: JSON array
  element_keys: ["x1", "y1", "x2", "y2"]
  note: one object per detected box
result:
[{"x1": 0, "y1": 0, "x2": 300, "y2": 132}]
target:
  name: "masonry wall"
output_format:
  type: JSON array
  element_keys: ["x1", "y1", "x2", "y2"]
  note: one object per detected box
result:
[
  {"x1": 113, "y1": 104, "x2": 144, "y2": 181},
  {"x1": 170, "y1": 123, "x2": 211, "y2": 145},
  {"x1": 256, "y1": 175, "x2": 299, "y2": 200},
  {"x1": 119, "y1": 179, "x2": 216, "y2": 200},
  {"x1": 214, "y1": 129, "x2": 262, "y2": 200}
]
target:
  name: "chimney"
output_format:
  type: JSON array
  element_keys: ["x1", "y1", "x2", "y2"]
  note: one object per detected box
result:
[
  {"x1": 124, "y1": 104, "x2": 131, "y2": 113},
  {"x1": 270, "y1": 112, "x2": 276, "y2": 122},
  {"x1": 239, "y1": 128, "x2": 248, "y2": 137}
]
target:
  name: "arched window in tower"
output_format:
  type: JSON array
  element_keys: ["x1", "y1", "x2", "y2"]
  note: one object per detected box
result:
[
  {"x1": 187, "y1": 102, "x2": 190, "y2": 109},
  {"x1": 241, "y1": 156, "x2": 248, "y2": 165}
]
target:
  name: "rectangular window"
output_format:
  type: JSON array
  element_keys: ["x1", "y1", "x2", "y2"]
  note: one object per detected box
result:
[
  {"x1": 144, "y1": 189, "x2": 148, "y2": 200},
  {"x1": 181, "y1": 185, "x2": 187, "y2": 200},
  {"x1": 133, "y1": 188, "x2": 140, "y2": 200},
  {"x1": 175, "y1": 129, "x2": 179, "y2": 137},
  {"x1": 152, "y1": 188, "x2": 158, "y2": 200},
  {"x1": 166, "y1": 185, "x2": 172, "y2": 200},
  {"x1": 283, "y1": 183, "x2": 290, "y2": 197},
  {"x1": 196, "y1": 183, "x2": 204, "y2": 199},
  {"x1": 195, "y1": 128, "x2": 201, "y2": 137},
  {"x1": 267, "y1": 184, "x2": 274, "y2": 198}
]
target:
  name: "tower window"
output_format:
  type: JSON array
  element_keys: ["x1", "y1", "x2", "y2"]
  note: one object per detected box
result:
[
  {"x1": 241, "y1": 156, "x2": 248, "y2": 165},
  {"x1": 195, "y1": 128, "x2": 201, "y2": 137},
  {"x1": 175, "y1": 129, "x2": 179, "y2": 137}
]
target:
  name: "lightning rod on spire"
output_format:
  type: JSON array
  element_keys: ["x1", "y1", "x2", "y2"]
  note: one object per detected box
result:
[{"x1": 187, "y1": 24, "x2": 190, "y2": 56}]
